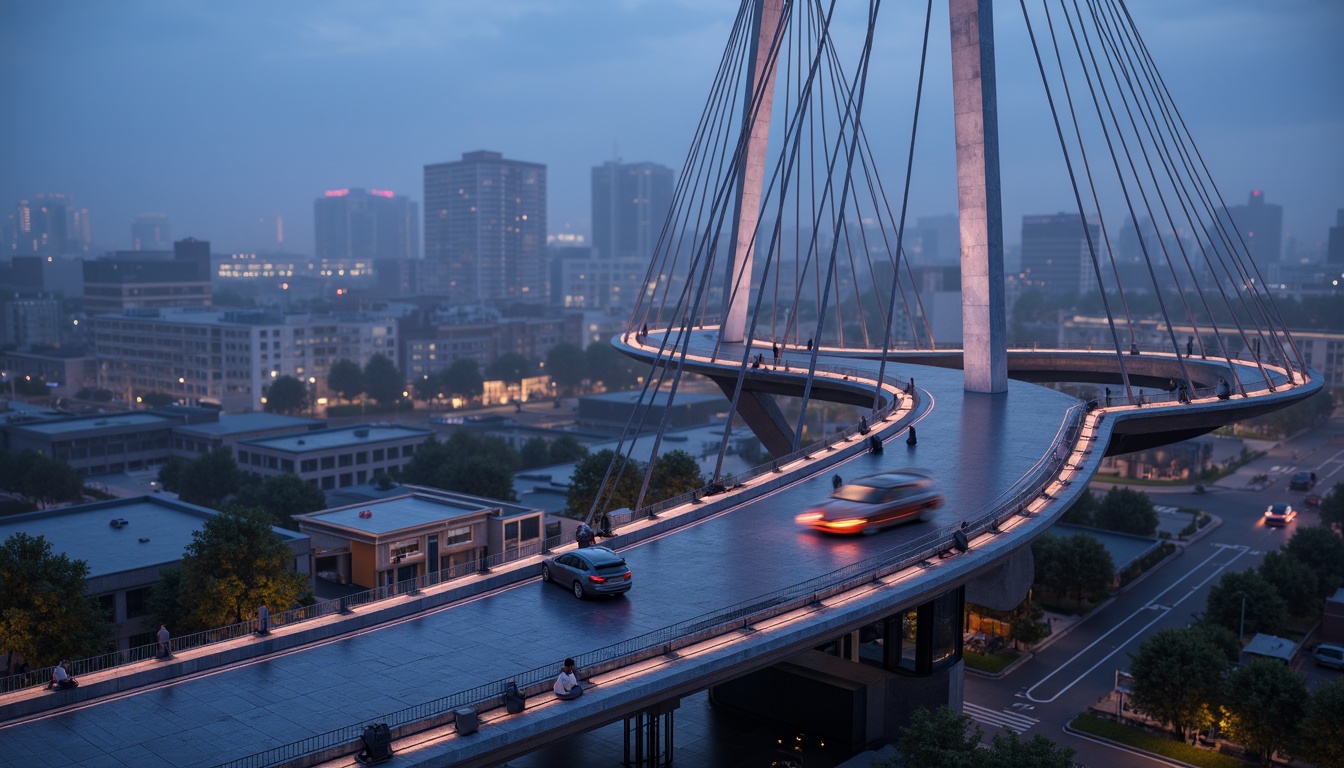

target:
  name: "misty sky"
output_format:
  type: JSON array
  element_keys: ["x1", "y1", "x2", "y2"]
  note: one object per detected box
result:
[{"x1": 2, "y1": 0, "x2": 1341, "y2": 258}]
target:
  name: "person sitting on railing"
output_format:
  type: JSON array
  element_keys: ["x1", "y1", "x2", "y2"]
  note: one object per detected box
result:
[
  {"x1": 50, "y1": 660, "x2": 77, "y2": 690},
  {"x1": 1216, "y1": 377, "x2": 1231, "y2": 401},
  {"x1": 554, "y1": 658, "x2": 583, "y2": 700},
  {"x1": 575, "y1": 522, "x2": 595, "y2": 549}
]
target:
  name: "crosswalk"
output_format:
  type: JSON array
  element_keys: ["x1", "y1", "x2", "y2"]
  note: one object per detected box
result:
[{"x1": 963, "y1": 701, "x2": 1040, "y2": 734}]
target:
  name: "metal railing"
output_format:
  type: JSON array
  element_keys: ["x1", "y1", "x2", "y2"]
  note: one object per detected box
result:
[{"x1": 211, "y1": 404, "x2": 1087, "y2": 768}]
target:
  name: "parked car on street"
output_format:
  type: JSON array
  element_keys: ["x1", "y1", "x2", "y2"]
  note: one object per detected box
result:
[
  {"x1": 1304, "y1": 492, "x2": 1322, "y2": 507},
  {"x1": 1312, "y1": 643, "x2": 1344, "y2": 670},
  {"x1": 795, "y1": 471, "x2": 942, "y2": 534},
  {"x1": 1289, "y1": 472, "x2": 1316, "y2": 491},
  {"x1": 1263, "y1": 502, "x2": 1296, "y2": 527},
  {"x1": 541, "y1": 545, "x2": 632, "y2": 599}
]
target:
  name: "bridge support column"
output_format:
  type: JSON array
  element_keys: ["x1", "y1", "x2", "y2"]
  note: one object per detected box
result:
[
  {"x1": 623, "y1": 698, "x2": 677, "y2": 768},
  {"x1": 711, "y1": 377, "x2": 795, "y2": 458},
  {"x1": 949, "y1": 0, "x2": 1008, "y2": 394},
  {"x1": 721, "y1": 0, "x2": 787, "y2": 344}
]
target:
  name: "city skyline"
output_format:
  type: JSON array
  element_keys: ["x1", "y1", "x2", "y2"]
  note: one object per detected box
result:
[{"x1": 1, "y1": 1, "x2": 1340, "y2": 258}]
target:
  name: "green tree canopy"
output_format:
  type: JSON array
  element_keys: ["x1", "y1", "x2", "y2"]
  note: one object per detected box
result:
[
  {"x1": 1319, "y1": 482, "x2": 1344, "y2": 531},
  {"x1": 566, "y1": 449, "x2": 645, "y2": 519},
  {"x1": 548, "y1": 434, "x2": 589, "y2": 465},
  {"x1": 327, "y1": 359, "x2": 364, "y2": 401},
  {"x1": 1257, "y1": 549, "x2": 1319, "y2": 617},
  {"x1": 893, "y1": 705, "x2": 981, "y2": 768},
  {"x1": 412, "y1": 371, "x2": 442, "y2": 402},
  {"x1": 74, "y1": 387, "x2": 114, "y2": 402},
  {"x1": 1032, "y1": 533, "x2": 1113, "y2": 601},
  {"x1": 1294, "y1": 677, "x2": 1344, "y2": 768},
  {"x1": 139, "y1": 390, "x2": 176, "y2": 407},
  {"x1": 545, "y1": 342, "x2": 587, "y2": 393},
  {"x1": 442, "y1": 359, "x2": 484, "y2": 399},
  {"x1": 1205, "y1": 569, "x2": 1287, "y2": 638},
  {"x1": 263, "y1": 375, "x2": 309, "y2": 415},
  {"x1": 232, "y1": 473, "x2": 326, "y2": 530},
  {"x1": 647, "y1": 449, "x2": 705, "y2": 504},
  {"x1": 0, "y1": 449, "x2": 83, "y2": 508},
  {"x1": 1059, "y1": 489, "x2": 1097, "y2": 527},
  {"x1": 1094, "y1": 487, "x2": 1158, "y2": 536},
  {"x1": 1009, "y1": 598, "x2": 1050, "y2": 649},
  {"x1": 1128, "y1": 626, "x2": 1228, "y2": 742},
  {"x1": 585, "y1": 342, "x2": 639, "y2": 390},
  {"x1": 401, "y1": 432, "x2": 518, "y2": 500},
  {"x1": 363, "y1": 353, "x2": 404, "y2": 405},
  {"x1": 519, "y1": 437, "x2": 552, "y2": 470},
  {"x1": 486, "y1": 353, "x2": 533, "y2": 384},
  {"x1": 1222, "y1": 659, "x2": 1307, "y2": 764},
  {"x1": 0, "y1": 532, "x2": 109, "y2": 668},
  {"x1": 981, "y1": 729, "x2": 1077, "y2": 768},
  {"x1": 161, "y1": 447, "x2": 243, "y2": 508},
  {"x1": 164, "y1": 505, "x2": 309, "y2": 630},
  {"x1": 1283, "y1": 525, "x2": 1344, "y2": 599}
]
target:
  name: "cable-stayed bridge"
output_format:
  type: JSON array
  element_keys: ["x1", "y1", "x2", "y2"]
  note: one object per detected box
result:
[{"x1": 0, "y1": 2, "x2": 1319, "y2": 767}]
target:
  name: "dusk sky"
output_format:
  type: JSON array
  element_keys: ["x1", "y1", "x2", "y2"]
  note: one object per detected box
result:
[{"x1": 2, "y1": 0, "x2": 1340, "y2": 258}]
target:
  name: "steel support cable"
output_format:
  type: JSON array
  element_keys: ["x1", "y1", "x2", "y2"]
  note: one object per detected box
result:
[
  {"x1": 1111, "y1": 0, "x2": 1304, "y2": 379},
  {"x1": 1085, "y1": 0, "x2": 1263, "y2": 392},
  {"x1": 1086, "y1": 0, "x2": 1252, "y2": 390},
  {"x1": 1107, "y1": 0, "x2": 1295, "y2": 381},
  {"x1": 872, "y1": 0, "x2": 935, "y2": 410},
  {"x1": 634, "y1": 2, "x2": 751, "y2": 332},
  {"x1": 792, "y1": 0, "x2": 882, "y2": 451},
  {"x1": 1017, "y1": 0, "x2": 1135, "y2": 395},
  {"x1": 1047, "y1": 0, "x2": 1138, "y2": 350},
  {"x1": 1065, "y1": 0, "x2": 1195, "y2": 388}
]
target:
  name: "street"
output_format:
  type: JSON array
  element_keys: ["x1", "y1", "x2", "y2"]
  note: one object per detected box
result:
[{"x1": 966, "y1": 413, "x2": 1343, "y2": 766}]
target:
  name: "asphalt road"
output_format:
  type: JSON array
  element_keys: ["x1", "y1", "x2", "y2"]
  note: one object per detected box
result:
[{"x1": 965, "y1": 413, "x2": 1344, "y2": 767}]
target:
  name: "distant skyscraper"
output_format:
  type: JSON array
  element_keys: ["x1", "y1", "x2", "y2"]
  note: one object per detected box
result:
[
  {"x1": 424, "y1": 150, "x2": 547, "y2": 304},
  {"x1": 131, "y1": 213, "x2": 171, "y2": 251},
  {"x1": 1019, "y1": 213, "x2": 1099, "y2": 296},
  {"x1": 591, "y1": 161, "x2": 674, "y2": 262},
  {"x1": 1216, "y1": 190, "x2": 1283, "y2": 270},
  {"x1": 1326, "y1": 210, "x2": 1344, "y2": 266},
  {"x1": 8, "y1": 194, "x2": 90, "y2": 256},
  {"x1": 313, "y1": 188, "x2": 418, "y2": 261}
]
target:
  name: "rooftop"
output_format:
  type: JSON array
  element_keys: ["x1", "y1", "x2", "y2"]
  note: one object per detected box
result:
[
  {"x1": 299, "y1": 493, "x2": 500, "y2": 536},
  {"x1": 9, "y1": 412, "x2": 170, "y2": 436},
  {"x1": 175, "y1": 412, "x2": 323, "y2": 437},
  {"x1": 241, "y1": 423, "x2": 432, "y2": 454}
]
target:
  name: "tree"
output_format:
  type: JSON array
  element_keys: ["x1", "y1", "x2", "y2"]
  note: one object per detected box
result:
[
  {"x1": 327, "y1": 359, "x2": 364, "y2": 402},
  {"x1": 1294, "y1": 677, "x2": 1344, "y2": 768},
  {"x1": 1188, "y1": 621, "x2": 1240, "y2": 665},
  {"x1": 1059, "y1": 489, "x2": 1097, "y2": 527},
  {"x1": 163, "y1": 505, "x2": 309, "y2": 630},
  {"x1": 1319, "y1": 483, "x2": 1344, "y2": 531},
  {"x1": 647, "y1": 449, "x2": 705, "y2": 504},
  {"x1": 1128, "y1": 626, "x2": 1228, "y2": 742},
  {"x1": 233, "y1": 474, "x2": 326, "y2": 530},
  {"x1": 1222, "y1": 659, "x2": 1307, "y2": 764},
  {"x1": 412, "y1": 371, "x2": 443, "y2": 403},
  {"x1": 263, "y1": 375, "x2": 309, "y2": 415},
  {"x1": 162, "y1": 447, "x2": 243, "y2": 508},
  {"x1": 1205, "y1": 569, "x2": 1287, "y2": 638},
  {"x1": 0, "y1": 533, "x2": 110, "y2": 669},
  {"x1": 1094, "y1": 487, "x2": 1157, "y2": 536},
  {"x1": 566, "y1": 449, "x2": 645, "y2": 519},
  {"x1": 1258, "y1": 549, "x2": 1319, "y2": 617},
  {"x1": 1034, "y1": 533, "x2": 1113, "y2": 602},
  {"x1": 363, "y1": 354, "x2": 404, "y2": 405},
  {"x1": 0, "y1": 449, "x2": 83, "y2": 508},
  {"x1": 586, "y1": 341, "x2": 639, "y2": 389},
  {"x1": 545, "y1": 342, "x2": 587, "y2": 394},
  {"x1": 442, "y1": 359, "x2": 483, "y2": 399},
  {"x1": 548, "y1": 434, "x2": 589, "y2": 464},
  {"x1": 519, "y1": 437, "x2": 552, "y2": 470},
  {"x1": 982, "y1": 730, "x2": 1077, "y2": 768},
  {"x1": 1008, "y1": 597, "x2": 1050, "y2": 649},
  {"x1": 139, "y1": 390, "x2": 175, "y2": 407},
  {"x1": 1283, "y1": 526, "x2": 1344, "y2": 599},
  {"x1": 891, "y1": 705, "x2": 981, "y2": 768},
  {"x1": 402, "y1": 432, "x2": 518, "y2": 501},
  {"x1": 486, "y1": 353, "x2": 532, "y2": 384},
  {"x1": 74, "y1": 387, "x2": 114, "y2": 402}
]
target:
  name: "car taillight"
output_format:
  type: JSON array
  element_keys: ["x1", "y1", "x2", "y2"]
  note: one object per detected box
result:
[
  {"x1": 622, "y1": 571, "x2": 631, "y2": 580},
  {"x1": 795, "y1": 511, "x2": 824, "y2": 523},
  {"x1": 588, "y1": 575, "x2": 607, "y2": 583}
]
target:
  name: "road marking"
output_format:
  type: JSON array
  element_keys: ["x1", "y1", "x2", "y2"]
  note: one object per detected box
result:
[
  {"x1": 964, "y1": 701, "x2": 1039, "y2": 733},
  {"x1": 1024, "y1": 544, "x2": 1250, "y2": 703}
]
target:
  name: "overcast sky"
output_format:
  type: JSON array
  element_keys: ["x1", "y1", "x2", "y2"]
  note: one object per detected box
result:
[{"x1": 2, "y1": 0, "x2": 1340, "y2": 257}]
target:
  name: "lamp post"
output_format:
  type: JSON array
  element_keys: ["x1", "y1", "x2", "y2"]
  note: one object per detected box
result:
[{"x1": 308, "y1": 377, "x2": 317, "y2": 417}]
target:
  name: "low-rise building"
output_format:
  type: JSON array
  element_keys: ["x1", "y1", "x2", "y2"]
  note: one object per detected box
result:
[
  {"x1": 295, "y1": 488, "x2": 545, "y2": 592},
  {"x1": 170, "y1": 412, "x2": 325, "y2": 460},
  {"x1": 235, "y1": 423, "x2": 432, "y2": 491},
  {"x1": 0, "y1": 496, "x2": 310, "y2": 650}
]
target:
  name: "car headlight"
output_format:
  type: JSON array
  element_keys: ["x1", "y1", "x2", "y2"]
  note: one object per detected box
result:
[{"x1": 795, "y1": 511, "x2": 824, "y2": 523}]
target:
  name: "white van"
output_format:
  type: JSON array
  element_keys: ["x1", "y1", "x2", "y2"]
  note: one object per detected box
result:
[{"x1": 1313, "y1": 643, "x2": 1344, "y2": 670}]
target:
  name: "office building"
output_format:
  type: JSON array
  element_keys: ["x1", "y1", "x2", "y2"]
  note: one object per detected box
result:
[
  {"x1": 8, "y1": 194, "x2": 91, "y2": 256},
  {"x1": 0, "y1": 294, "x2": 62, "y2": 348},
  {"x1": 424, "y1": 151, "x2": 546, "y2": 304},
  {"x1": 1019, "y1": 213, "x2": 1100, "y2": 296},
  {"x1": 131, "y1": 214, "x2": 170, "y2": 251},
  {"x1": 313, "y1": 188, "x2": 418, "y2": 262},
  {"x1": 1215, "y1": 189, "x2": 1283, "y2": 271},
  {"x1": 591, "y1": 161, "x2": 674, "y2": 262},
  {"x1": 235, "y1": 423, "x2": 432, "y2": 491},
  {"x1": 83, "y1": 237, "x2": 213, "y2": 315},
  {"x1": 1327, "y1": 210, "x2": 1344, "y2": 266}
]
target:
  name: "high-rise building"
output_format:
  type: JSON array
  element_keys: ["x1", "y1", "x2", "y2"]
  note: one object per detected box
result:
[
  {"x1": 1019, "y1": 213, "x2": 1100, "y2": 296},
  {"x1": 8, "y1": 194, "x2": 90, "y2": 256},
  {"x1": 1327, "y1": 210, "x2": 1344, "y2": 266},
  {"x1": 1215, "y1": 190, "x2": 1283, "y2": 270},
  {"x1": 424, "y1": 151, "x2": 547, "y2": 304},
  {"x1": 591, "y1": 161, "x2": 674, "y2": 262},
  {"x1": 313, "y1": 188, "x2": 418, "y2": 261},
  {"x1": 131, "y1": 213, "x2": 171, "y2": 251}
]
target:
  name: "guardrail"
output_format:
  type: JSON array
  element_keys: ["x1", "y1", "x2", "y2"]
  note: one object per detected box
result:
[
  {"x1": 211, "y1": 403, "x2": 1087, "y2": 768},
  {"x1": 1, "y1": 364, "x2": 912, "y2": 697}
]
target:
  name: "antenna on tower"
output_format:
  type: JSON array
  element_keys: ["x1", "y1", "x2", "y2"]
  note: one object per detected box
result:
[{"x1": 613, "y1": 139, "x2": 619, "y2": 163}]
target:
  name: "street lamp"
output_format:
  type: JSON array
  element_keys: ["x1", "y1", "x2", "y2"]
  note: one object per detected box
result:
[{"x1": 308, "y1": 377, "x2": 317, "y2": 417}]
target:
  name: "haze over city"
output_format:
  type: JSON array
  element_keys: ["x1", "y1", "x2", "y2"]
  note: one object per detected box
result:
[{"x1": 2, "y1": 0, "x2": 1341, "y2": 256}]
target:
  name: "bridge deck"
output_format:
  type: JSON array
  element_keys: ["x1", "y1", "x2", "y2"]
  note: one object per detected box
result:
[{"x1": 1, "y1": 365, "x2": 1081, "y2": 768}]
